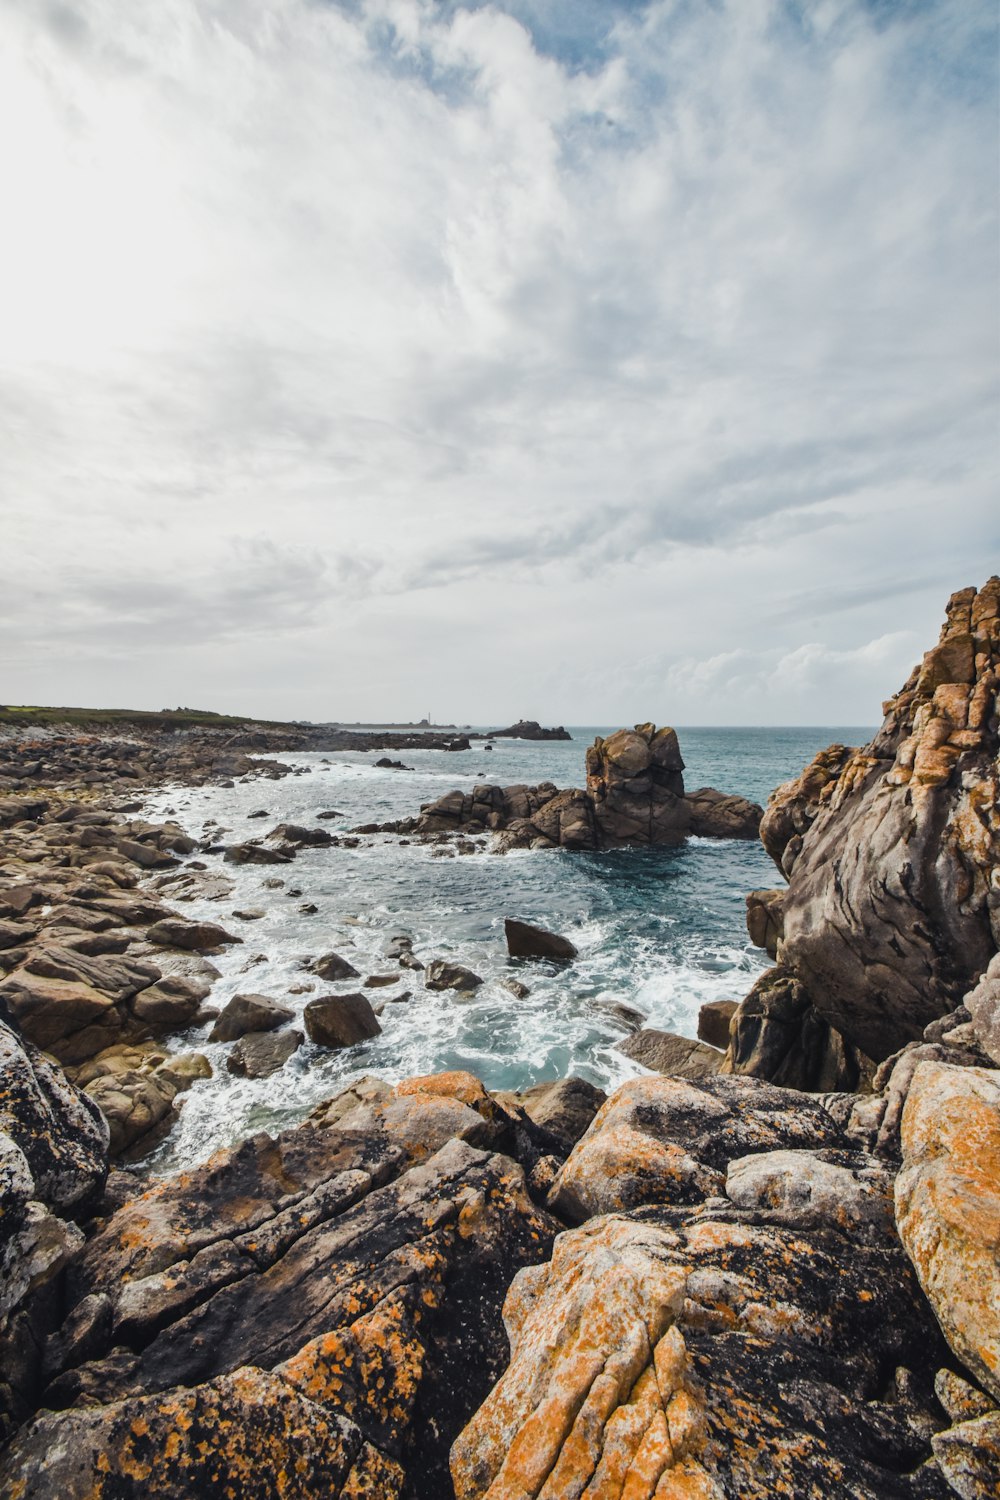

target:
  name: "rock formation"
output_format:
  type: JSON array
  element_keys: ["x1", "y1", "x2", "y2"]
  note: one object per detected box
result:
[
  {"x1": 728, "y1": 577, "x2": 1000, "y2": 1087},
  {"x1": 412, "y1": 723, "x2": 762, "y2": 850}
]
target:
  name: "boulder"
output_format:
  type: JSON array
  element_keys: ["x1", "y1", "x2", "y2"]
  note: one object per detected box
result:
[
  {"x1": 424, "y1": 960, "x2": 484, "y2": 993},
  {"x1": 966, "y1": 953, "x2": 1000, "y2": 1067},
  {"x1": 223, "y1": 842, "x2": 294, "y2": 866},
  {"x1": 226, "y1": 1029, "x2": 303, "y2": 1079},
  {"x1": 932, "y1": 1412, "x2": 1000, "y2": 1499},
  {"x1": 548, "y1": 1074, "x2": 842, "y2": 1222},
  {"x1": 306, "y1": 952, "x2": 360, "y2": 982},
  {"x1": 686, "y1": 785, "x2": 763, "y2": 839},
  {"x1": 130, "y1": 976, "x2": 209, "y2": 1030},
  {"x1": 497, "y1": 1077, "x2": 606, "y2": 1153},
  {"x1": 745, "y1": 887, "x2": 785, "y2": 959},
  {"x1": 616, "y1": 1028, "x2": 723, "y2": 1078},
  {"x1": 84, "y1": 1069, "x2": 178, "y2": 1157},
  {"x1": 303, "y1": 993, "x2": 381, "y2": 1049},
  {"x1": 146, "y1": 919, "x2": 242, "y2": 954},
  {"x1": 209, "y1": 995, "x2": 295, "y2": 1043},
  {"x1": 503, "y1": 918, "x2": 577, "y2": 963},
  {"x1": 723, "y1": 965, "x2": 869, "y2": 1093},
  {"x1": 267, "y1": 823, "x2": 333, "y2": 847},
  {"x1": 895, "y1": 1060, "x2": 1000, "y2": 1401},
  {"x1": 585, "y1": 723, "x2": 689, "y2": 846},
  {"x1": 697, "y1": 998, "x2": 738, "y2": 1049}
]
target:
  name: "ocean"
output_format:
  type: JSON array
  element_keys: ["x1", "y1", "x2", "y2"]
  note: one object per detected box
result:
[{"x1": 140, "y1": 725, "x2": 874, "y2": 1173}]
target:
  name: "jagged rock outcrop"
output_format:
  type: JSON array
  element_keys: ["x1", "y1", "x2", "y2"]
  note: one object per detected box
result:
[
  {"x1": 413, "y1": 724, "x2": 761, "y2": 851},
  {"x1": 749, "y1": 579, "x2": 999, "y2": 1064},
  {"x1": 0, "y1": 1073, "x2": 560, "y2": 1498}
]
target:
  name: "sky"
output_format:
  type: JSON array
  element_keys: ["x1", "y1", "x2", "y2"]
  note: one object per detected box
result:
[{"x1": 0, "y1": 0, "x2": 997, "y2": 726}]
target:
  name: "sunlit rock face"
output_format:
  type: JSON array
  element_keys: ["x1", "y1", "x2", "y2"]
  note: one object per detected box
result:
[{"x1": 755, "y1": 577, "x2": 999, "y2": 1063}]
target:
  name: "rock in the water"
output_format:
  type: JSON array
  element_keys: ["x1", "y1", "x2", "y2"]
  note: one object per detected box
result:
[
  {"x1": 306, "y1": 952, "x2": 360, "y2": 982},
  {"x1": 146, "y1": 918, "x2": 242, "y2": 954},
  {"x1": 585, "y1": 723, "x2": 689, "y2": 846},
  {"x1": 617, "y1": 1028, "x2": 723, "y2": 1078},
  {"x1": 424, "y1": 960, "x2": 484, "y2": 993},
  {"x1": 226, "y1": 1028, "x2": 303, "y2": 1078},
  {"x1": 223, "y1": 842, "x2": 294, "y2": 865},
  {"x1": 209, "y1": 994, "x2": 295, "y2": 1043},
  {"x1": 686, "y1": 785, "x2": 763, "y2": 839},
  {"x1": 895, "y1": 1060, "x2": 1000, "y2": 1402},
  {"x1": 303, "y1": 993, "x2": 381, "y2": 1048},
  {"x1": 503, "y1": 918, "x2": 577, "y2": 963}
]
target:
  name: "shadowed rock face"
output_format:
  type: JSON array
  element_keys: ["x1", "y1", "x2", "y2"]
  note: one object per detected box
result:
[{"x1": 753, "y1": 578, "x2": 999, "y2": 1063}]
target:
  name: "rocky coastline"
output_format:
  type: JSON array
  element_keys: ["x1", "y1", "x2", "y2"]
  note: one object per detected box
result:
[{"x1": 0, "y1": 580, "x2": 998, "y2": 1497}]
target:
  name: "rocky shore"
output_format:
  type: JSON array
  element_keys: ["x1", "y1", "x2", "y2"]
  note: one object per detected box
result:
[{"x1": 0, "y1": 580, "x2": 998, "y2": 1497}]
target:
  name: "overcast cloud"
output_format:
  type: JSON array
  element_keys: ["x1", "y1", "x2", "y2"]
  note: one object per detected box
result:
[{"x1": 0, "y1": 0, "x2": 996, "y2": 724}]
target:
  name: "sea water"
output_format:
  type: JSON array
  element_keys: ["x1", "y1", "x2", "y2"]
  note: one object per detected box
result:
[{"x1": 139, "y1": 726, "x2": 873, "y2": 1173}]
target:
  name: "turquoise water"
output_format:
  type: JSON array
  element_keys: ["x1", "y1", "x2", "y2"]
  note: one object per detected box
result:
[{"x1": 141, "y1": 726, "x2": 874, "y2": 1171}]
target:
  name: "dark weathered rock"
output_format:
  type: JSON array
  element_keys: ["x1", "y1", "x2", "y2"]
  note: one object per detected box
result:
[
  {"x1": 303, "y1": 993, "x2": 381, "y2": 1049},
  {"x1": 586, "y1": 723, "x2": 689, "y2": 846},
  {"x1": 723, "y1": 965, "x2": 870, "y2": 1093},
  {"x1": 424, "y1": 960, "x2": 484, "y2": 993},
  {"x1": 698, "y1": 998, "x2": 739, "y2": 1049},
  {"x1": 226, "y1": 1029, "x2": 303, "y2": 1079},
  {"x1": 504, "y1": 918, "x2": 577, "y2": 963},
  {"x1": 617, "y1": 1027, "x2": 724, "y2": 1078},
  {"x1": 209, "y1": 994, "x2": 295, "y2": 1043},
  {"x1": 223, "y1": 842, "x2": 294, "y2": 866},
  {"x1": 267, "y1": 823, "x2": 333, "y2": 847},
  {"x1": 306, "y1": 952, "x2": 360, "y2": 982},
  {"x1": 498, "y1": 1077, "x2": 606, "y2": 1154},
  {"x1": 686, "y1": 785, "x2": 763, "y2": 839},
  {"x1": 146, "y1": 918, "x2": 242, "y2": 954}
]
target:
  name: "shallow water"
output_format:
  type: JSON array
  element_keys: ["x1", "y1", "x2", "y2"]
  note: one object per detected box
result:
[{"x1": 139, "y1": 725, "x2": 873, "y2": 1173}]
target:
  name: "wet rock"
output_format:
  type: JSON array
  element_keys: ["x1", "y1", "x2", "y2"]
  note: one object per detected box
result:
[
  {"x1": 145, "y1": 918, "x2": 242, "y2": 954},
  {"x1": 267, "y1": 823, "x2": 333, "y2": 847},
  {"x1": 130, "y1": 975, "x2": 209, "y2": 1029},
  {"x1": 424, "y1": 960, "x2": 484, "y2": 993},
  {"x1": 617, "y1": 1028, "x2": 724, "y2": 1078},
  {"x1": 698, "y1": 998, "x2": 738, "y2": 1050},
  {"x1": 895, "y1": 1061, "x2": 1000, "y2": 1402},
  {"x1": 223, "y1": 842, "x2": 294, "y2": 865},
  {"x1": 303, "y1": 992, "x2": 381, "y2": 1049},
  {"x1": 503, "y1": 918, "x2": 577, "y2": 963},
  {"x1": 226, "y1": 1029, "x2": 303, "y2": 1079},
  {"x1": 209, "y1": 994, "x2": 295, "y2": 1043},
  {"x1": 305, "y1": 952, "x2": 360, "y2": 982},
  {"x1": 723, "y1": 964, "x2": 868, "y2": 1093},
  {"x1": 686, "y1": 785, "x2": 763, "y2": 839},
  {"x1": 501, "y1": 978, "x2": 530, "y2": 999},
  {"x1": 364, "y1": 974, "x2": 401, "y2": 989}
]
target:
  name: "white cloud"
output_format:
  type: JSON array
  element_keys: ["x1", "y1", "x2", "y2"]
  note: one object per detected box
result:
[{"x1": 0, "y1": 0, "x2": 996, "y2": 720}]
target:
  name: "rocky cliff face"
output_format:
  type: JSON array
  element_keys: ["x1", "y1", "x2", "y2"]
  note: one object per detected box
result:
[{"x1": 728, "y1": 578, "x2": 999, "y2": 1078}]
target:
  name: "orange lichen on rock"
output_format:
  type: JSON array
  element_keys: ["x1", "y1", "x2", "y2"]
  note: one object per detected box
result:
[{"x1": 895, "y1": 1060, "x2": 1000, "y2": 1402}]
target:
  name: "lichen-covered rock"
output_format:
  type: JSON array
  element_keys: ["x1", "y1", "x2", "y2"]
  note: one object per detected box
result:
[
  {"x1": 931, "y1": 1412, "x2": 1000, "y2": 1499},
  {"x1": 547, "y1": 1074, "x2": 842, "y2": 1222},
  {"x1": 895, "y1": 1060, "x2": 1000, "y2": 1402},
  {"x1": 4, "y1": 1104, "x2": 558, "y2": 1500},
  {"x1": 497, "y1": 1077, "x2": 607, "y2": 1153},
  {"x1": 452, "y1": 1200, "x2": 952, "y2": 1499},
  {"x1": 758, "y1": 578, "x2": 1000, "y2": 1062}
]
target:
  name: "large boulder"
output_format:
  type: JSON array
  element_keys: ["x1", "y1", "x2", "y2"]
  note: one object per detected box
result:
[
  {"x1": 547, "y1": 1074, "x2": 841, "y2": 1222},
  {"x1": 686, "y1": 785, "x2": 763, "y2": 839},
  {"x1": 209, "y1": 994, "x2": 294, "y2": 1043},
  {"x1": 723, "y1": 965, "x2": 870, "y2": 1093},
  {"x1": 616, "y1": 1028, "x2": 723, "y2": 1079},
  {"x1": 757, "y1": 578, "x2": 999, "y2": 1062},
  {"x1": 585, "y1": 723, "x2": 689, "y2": 846},
  {"x1": 303, "y1": 993, "x2": 381, "y2": 1049},
  {"x1": 895, "y1": 1060, "x2": 1000, "y2": 1401},
  {"x1": 503, "y1": 919, "x2": 577, "y2": 963}
]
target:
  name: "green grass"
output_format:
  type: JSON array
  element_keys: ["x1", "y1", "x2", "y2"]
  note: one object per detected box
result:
[{"x1": 0, "y1": 705, "x2": 302, "y2": 732}]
